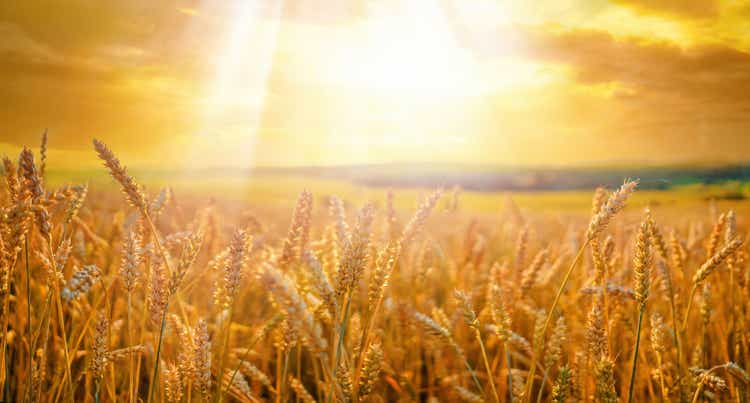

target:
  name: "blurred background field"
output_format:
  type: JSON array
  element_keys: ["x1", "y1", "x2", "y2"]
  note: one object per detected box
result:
[{"x1": 44, "y1": 166, "x2": 750, "y2": 214}]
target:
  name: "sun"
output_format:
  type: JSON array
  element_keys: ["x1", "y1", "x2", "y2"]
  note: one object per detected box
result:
[
  {"x1": 299, "y1": 0, "x2": 491, "y2": 164},
  {"x1": 327, "y1": 0, "x2": 482, "y2": 98},
  {"x1": 186, "y1": 0, "x2": 520, "y2": 167}
]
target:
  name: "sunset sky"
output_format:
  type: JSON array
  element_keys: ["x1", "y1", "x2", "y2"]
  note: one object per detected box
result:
[{"x1": 1, "y1": 0, "x2": 750, "y2": 169}]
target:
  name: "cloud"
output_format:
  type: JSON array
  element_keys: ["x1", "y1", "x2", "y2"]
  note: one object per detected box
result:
[
  {"x1": 0, "y1": 23, "x2": 118, "y2": 84},
  {"x1": 0, "y1": 1, "x2": 216, "y2": 152},
  {"x1": 522, "y1": 27, "x2": 750, "y2": 106},
  {"x1": 0, "y1": 1, "x2": 184, "y2": 52},
  {"x1": 1, "y1": 0, "x2": 750, "y2": 167},
  {"x1": 482, "y1": 26, "x2": 750, "y2": 164},
  {"x1": 611, "y1": 0, "x2": 721, "y2": 19}
]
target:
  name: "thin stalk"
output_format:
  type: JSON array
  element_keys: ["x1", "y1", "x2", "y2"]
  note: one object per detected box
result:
[
  {"x1": 729, "y1": 263, "x2": 737, "y2": 365},
  {"x1": 142, "y1": 210, "x2": 175, "y2": 403},
  {"x1": 592, "y1": 238, "x2": 612, "y2": 354},
  {"x1": 34, "y1": 293, "x2": 53, "y2": 403},
  {"x1": 52, "y1": 278, "x2": 117, "y2": 402},
  {"x1": 280, "y1": 350, "x2": 291, "y2": 401},
  {"x1": 328, "y1": 291, "x2": 353, "y2": 403},
  {"x1": 142, "y1": 211, "x2": 191, "y2": 330},
  {"x1": 0, "y1": 254, "x2": 19, "y2": 390},
  {"x1": 456, "y1": 346, "x2": 484, "y2": 395},
  {"x1": 627, "y1": 307, "x2": 646, "y2": 403},
  {"x1": 143, "y1": 214, "x2": 173, "y2": 273},
  {"x1": 476, "y1": 331, "x2": 500, "y2": 403},
  {"x1": 39, "y1": 224, "x2": 71, "y2": 401},
  {"x1": 655, "y1": 353, "x2": 668, "y2": 401},
  {"x1": 318, "y1": 355, "x2": 345, "y2": 402},
  {"x1": 49, "y1": 238, "x2": 75, "y2": 403},
  {"x1": 602, "y1": 281, "x2": 612, "y2": 357},
  {"x1": 276, "y1": 348, "x2": 283, "y2": 403},
  {"x1": 353, "y1": 294, "x2": 384, "y2": 401},
  {"x1": 53, "y1": 289, "x2": 75, "y2": 402},
  {"x1": 142, "y1": 210, "x2": 189, "y2": 324},
  {"x1": 524, "y1": 240, "x2": 589, "y2": 400},
  {"x1": 216, "y1": 303, "x2": 236, "y2": 403},
  {"x1": 334, "y1": 293, "x2": 352, "y2": 368},
  {"x1": 127, "y1": 293, "x2": 134, "y2": 403},
  {"x1": 535, "y1": 369, "x2": 549, "y2": 403},
  {"x1": 353, "y1": 245, "x2": 403, "y2": 402},
  {"x1": 681, "y1": 284, "x2": 697, "y2": 331},
  {"x1": 225, "y1": 321, "x2": 271, "y2": 398},
  {"x1": 505, "y1": 343, "x2": 513, "y2": 403},
  {"x1": 353, "y1": 314, "x2": 376, "y2": 400},
  {"x1": 134, "y1": 262, "x2": 151, "y2": 401},
  {"x1": 312, "y1": 358, "x2": 323, "y2": 402},
  {"x1": 147, "y1": 302, "x2": 169, "y2": 403},
  {"x1": 3, "y1": 349, "x2": 9, "y2": 400},
  {"x1": 663, "y1": 266, "x2": 682, "y2": 379},
  {"x1": 701, "y1": 321, "x2": 708, "y2": 368},
  {"x1": 295, "y1": 346, "x2": 301, "y2": 403},
  {"x1": 691, "y1": 381, "x2": 705, "y2": 403},
  {"x1": 24, "y1": 239, "x2": 32, "y2": 402}
]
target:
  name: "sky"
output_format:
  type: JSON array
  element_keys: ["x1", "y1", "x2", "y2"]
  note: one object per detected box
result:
[{"x1": 1, "y1": 0, "x2": 750, "y2": 169}]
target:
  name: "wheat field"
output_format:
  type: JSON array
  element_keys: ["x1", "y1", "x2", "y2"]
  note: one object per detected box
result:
[{"x1": 1, "y1": 135, "x2": 749, "y2": 403}]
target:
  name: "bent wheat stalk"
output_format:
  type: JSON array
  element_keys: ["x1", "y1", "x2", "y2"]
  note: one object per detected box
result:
[
  {"x1": 94, "y1": 139, "x2": 177, "y2": 403},
  {"x1": 523, "y1": 240, "x2": 588, "y2": 400},
  {"x1": 524, "y1": 179, "x2": 637, "y2": 401}
]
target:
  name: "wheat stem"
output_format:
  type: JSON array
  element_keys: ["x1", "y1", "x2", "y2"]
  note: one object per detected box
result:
[
  {"x1": 47, "y1": 237, "x2": 75, "y2": 402},
  {"x1": 477, "y1": 331, "x2": 500, "y2": 403},
  {"x1": 627, "y1": 307, "x2": 646, "y2": 403},
  {"x1": 147, "y1": 302, "x2": 169, "y2": 403},
  {"x1": 536, "y1": 368, "x2": 552, "y2": 403},
  {"x1": 24, "y1": 238, "x2": 32, "y2": 402},
  {"x1": 655, "y1": 352, "x2": 667, "y2": 401},
  {"x1": 127, "y1": 293, "x2": 134, "y2": 403},
  {"x1": 141, "y1": 210, "x2": 175, "y2": 403},
  {"x1": 53, "y1": 284, "x2": 75, "y2": 401},
  {"x1": 524, "y1": 239, "x2": 589, "y2": 400},
  {"x1": 662, "y1": 262, "x2": 683, "y2": 381},
  {"x1": 500, "y1": 342, "x2": 511, "y2": 403},
  {"x1": 276, "y1": 348, "x2": 283, "y2": 403},
  {"x1": 457, "y1": 343, "x2": 485, "y2": 395},
  {"x1": 682, "y1": 283, "x2": 697, "y2": 331},
  {"x1": 216, "y1": 303, "x2": 236, "y2": 403},
  {"x1": 225, "y1": 326, "x2": 278, "y2": 399},
  {"x1": 328, "y1": 290, "x2": 353, "y2": 403},
  {"x1": 0, "y1": 254, "x2": 19, "y2": 393},
  {"x1": 280, "y1": 349, "x2": 291, "y2": 402}
]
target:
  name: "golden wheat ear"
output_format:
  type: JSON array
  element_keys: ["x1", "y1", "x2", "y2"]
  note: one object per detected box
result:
[
  {"x1": 587, "y1": 179, "x2": 639, "y2": 241},
  {"x1": 92, "y1": 138, "x2": 147, "y2": 212}
]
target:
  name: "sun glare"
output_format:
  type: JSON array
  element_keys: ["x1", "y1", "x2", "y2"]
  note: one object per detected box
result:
[
  {"x1": 184, "y1": 0, "x2": 278, "y2": 171},
  {"x1": 182, "y1": 0, "x2": 518, "y2": 167},
  {"x1": 313, "y1": 0, "x2": 498, "y2": 164},
  {"x1": 330, "y1": 0, "x2": 481, "y2": 97}
]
